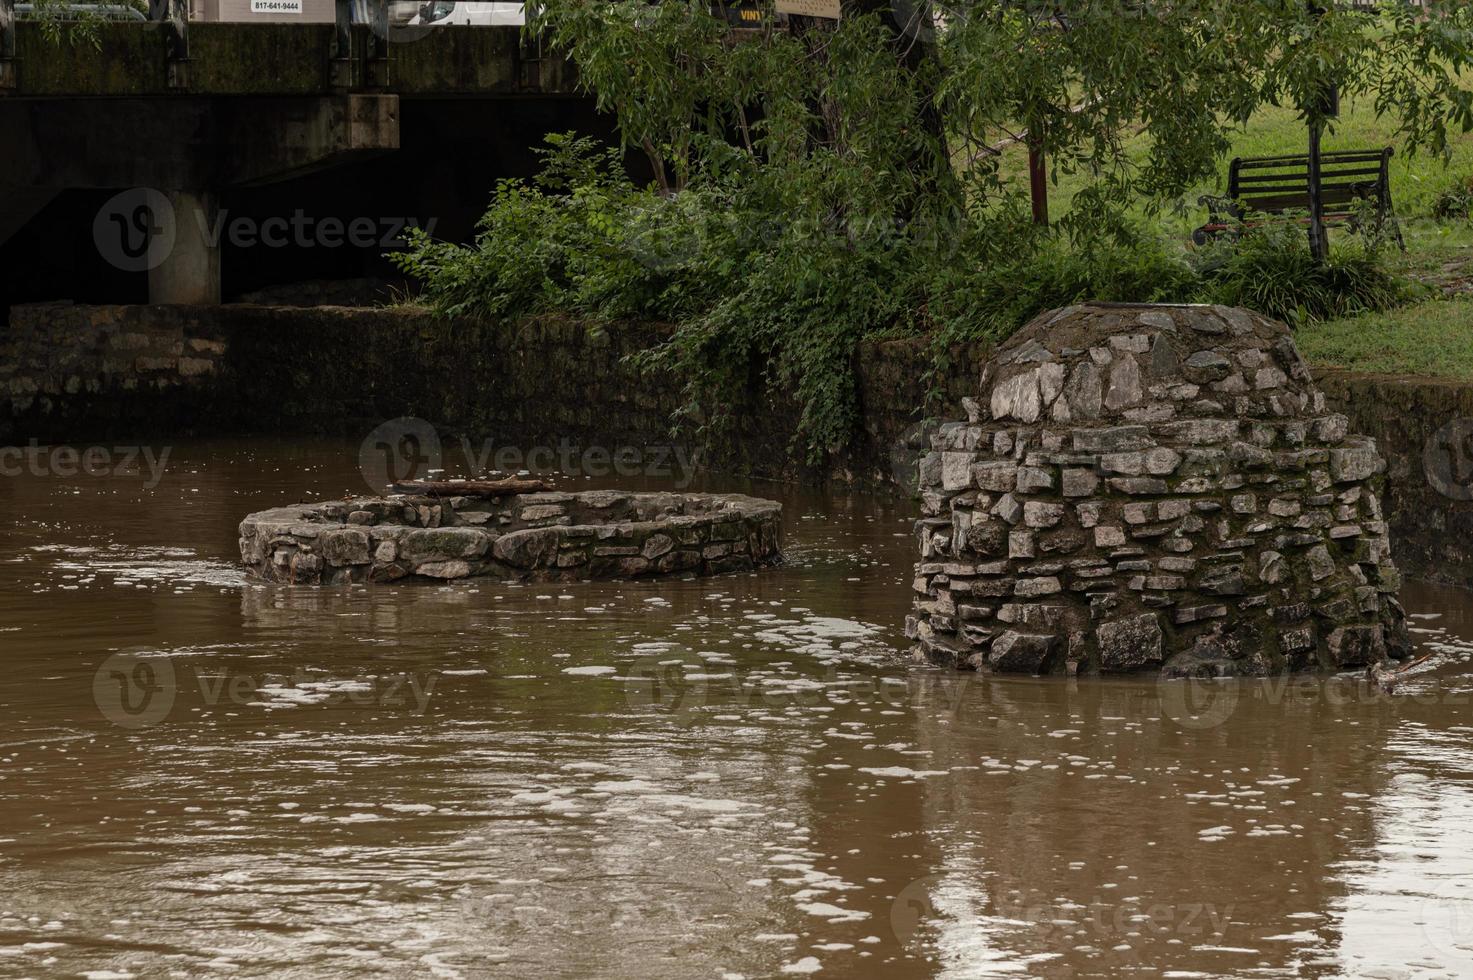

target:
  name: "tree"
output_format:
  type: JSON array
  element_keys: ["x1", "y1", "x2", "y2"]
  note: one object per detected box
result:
[
  {"x1": 533, "y1": 0, "x2": 1473, "y2": 240},
  {"x1": 28, "y1": 0, "x2": 150, "y2": 45},
  {"x1": 406, "y1": 0, "x2": 1471, "y2": 458}
]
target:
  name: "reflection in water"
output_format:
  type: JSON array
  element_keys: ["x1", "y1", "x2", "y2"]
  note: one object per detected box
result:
[{"x1": 0, "y1": 438, "x2": 1471, "y2": 977}]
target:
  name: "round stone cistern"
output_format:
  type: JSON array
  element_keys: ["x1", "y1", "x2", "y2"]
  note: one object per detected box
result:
[{"x1": 241, "y1": 489, "x2": 783, "y2": 585}]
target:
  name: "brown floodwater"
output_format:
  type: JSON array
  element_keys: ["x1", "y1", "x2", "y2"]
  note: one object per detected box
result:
[{"x1": 2, "y1": 437, "x2": 1473, "y2": 979}]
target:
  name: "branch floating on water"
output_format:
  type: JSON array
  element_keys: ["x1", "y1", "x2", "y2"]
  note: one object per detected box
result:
[{"x1": 389, "y1": 478, "x2": 551, "y2": 497}]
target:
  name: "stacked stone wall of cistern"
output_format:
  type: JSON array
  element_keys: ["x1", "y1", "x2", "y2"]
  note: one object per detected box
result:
[
  {"x1": 908, "y1": 304, "x2": 1409, "y2": 677},
  {"x1": 239, "y1": 490, "x2": 783, "y2": 585}
]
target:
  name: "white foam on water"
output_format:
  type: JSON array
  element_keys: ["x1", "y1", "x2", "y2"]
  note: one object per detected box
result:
[
  {"x1": 779, "y1": 957, "x2": 823, "y2": 974},
  {"x1": 856, "y1": 767, "x2": 948, "y2": 779},
  {"x1": 797, "y1": 902, "x2": 869, "y2": 922},
  {"x1": 46, "y1": 544, "x2": 245, "y2": 591}
]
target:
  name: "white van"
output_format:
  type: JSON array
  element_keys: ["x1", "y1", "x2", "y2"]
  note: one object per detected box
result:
[{"x1": 406, "y1": 1, "x2": 525, "y2": 26}]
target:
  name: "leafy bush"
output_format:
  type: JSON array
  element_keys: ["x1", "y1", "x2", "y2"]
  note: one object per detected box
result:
[
  {"x1": 397, "y1": 135, "x2": 932, "y2": 458},
  {"x1": 927, "y1": 231, "x2": 1202, "y2": 345},
  {"x1": 389, "y1": 0, "x2": 1473, "y2": 460},
  {"x1": 396, "y1": 133, "x2": 1413, "y2": 459},
  {"x1": 1192, "y1": 223, "x2": 1412, "y2": 327},
  {"x1": 27, "y1": 0, "x2": 148, "y2": 46},
  {"x1": 1432, "y1": 176, "x2": 1473, "y2": 221}
]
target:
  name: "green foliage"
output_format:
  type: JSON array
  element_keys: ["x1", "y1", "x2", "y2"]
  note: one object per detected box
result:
[
  {"x1": 641, "y1": 212, "x2": 932, "y2": 456},
  {"x1": 1193, "y1": 222, "x2": 1413, "y2": 326},
  {"x1": 400, "y1": 135, "x2": 1411, "y2": 458},
  {"x1": 26, "y1": 0, "x2": 145, "y2": 47},
  {"x1": 399, "y1": 1, "x2": 1473, "y2": 459},
  {"x1": 396, "y1": 134, "x2": 931, "y2": 458},
  {"x1": 922, "y1": 221, "x2": 1409, "y2": 354},
  {"x1": 926, "y1": 229, "x2": 1202, "y2": 345},
  {"x1": 1433, "y1": 174, "x2": 1473, "y2": 220}
]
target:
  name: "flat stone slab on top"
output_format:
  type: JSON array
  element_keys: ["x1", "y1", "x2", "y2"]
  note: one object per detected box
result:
[{"x1": 240, "y1": 490, "x2": 783, "y2": 585}]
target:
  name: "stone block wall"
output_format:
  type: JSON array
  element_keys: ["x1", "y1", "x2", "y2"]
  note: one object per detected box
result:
[
  {"x1": 240, "y1": 490, "x2": 783, "y2": 584},
  {"x1": 1, "y1": 300, "x2": 1470, "y2": 590},
  {"x1": 0, "y1": 303, "x2": 229, "y2": 436},
  {"x1": 907, "y1": 304, "x2": 1409, "y2": 676},
  {"x1": 1318, "y1": 371, "x2": 1473, "y2": 592},
  {"x1": 0, "y1": 303, "x2": 986, "y2": 490}
]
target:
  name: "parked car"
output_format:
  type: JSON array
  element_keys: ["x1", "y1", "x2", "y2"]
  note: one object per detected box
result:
[{"x1": 405, "y1": 1, "x2": 525, "y2": 26}]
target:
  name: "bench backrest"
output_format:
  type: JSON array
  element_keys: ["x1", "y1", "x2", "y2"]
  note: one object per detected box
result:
[{"x1": 1227, "y1": 148, "x2": 1393, "y2": 213}]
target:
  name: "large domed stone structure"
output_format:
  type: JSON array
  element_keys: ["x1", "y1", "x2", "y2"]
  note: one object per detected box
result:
[{"x1": 907, "y1": 303, "x2": 1410, "y2": 677}]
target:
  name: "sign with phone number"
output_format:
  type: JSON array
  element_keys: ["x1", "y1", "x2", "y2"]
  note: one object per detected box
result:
[{"x1": 251, "y1": 0, "x2": 302, "y2": 12}]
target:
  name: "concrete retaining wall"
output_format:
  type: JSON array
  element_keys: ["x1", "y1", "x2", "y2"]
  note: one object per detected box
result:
[
  {"x1": 2, "y1": 301, "x2": 1469, "y2": 587},
  {"x1": 1318, "y1": 371, "x2": 1473, "y2": 591},
  {"x1": 0, "y1": 302, "x2": 988, "y2": 489}
]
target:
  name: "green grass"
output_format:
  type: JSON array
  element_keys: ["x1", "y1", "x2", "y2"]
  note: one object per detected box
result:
[
  {"x1": 999, "y1": 96, "x2": 1473, "y2": 228},
  {"x1": 991, "y1": 96, "x2": 1473, "y2": 380},
  {"x1": 1391, "y1": 221, "x2": 1473, "y2": 278},
  {"x1": 1298, "y1": 295, "x2": 1473, "y2": 378}
]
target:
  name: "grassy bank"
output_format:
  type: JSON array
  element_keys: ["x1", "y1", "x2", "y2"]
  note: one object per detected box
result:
[
  {"x1": 998, "y1": 97, "x2": 1473, "y2": 229},
  {"x1": 995, "y1": 96, "x2": 1473, "y2": 382},
  {"x1": 1299, "y1": 296, "x2": 1473, "y2": 378}
]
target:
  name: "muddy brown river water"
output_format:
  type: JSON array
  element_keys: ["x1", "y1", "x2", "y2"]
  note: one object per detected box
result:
[{"x1": 3, "y1": 437, "x2": 1473, "y2": 979}]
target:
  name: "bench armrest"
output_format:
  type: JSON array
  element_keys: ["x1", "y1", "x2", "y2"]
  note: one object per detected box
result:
[{"x1": 1197, "y1": 194, "x2": 1240, "y2": 221}]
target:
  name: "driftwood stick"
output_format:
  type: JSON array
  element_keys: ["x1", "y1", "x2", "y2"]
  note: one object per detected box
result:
[
  {"x1": 1367, "y1": 651, "x2": 1438, "y2": 695},
  {"x1": 390, "y1": 478, "x2": 550, "y2": 497}
]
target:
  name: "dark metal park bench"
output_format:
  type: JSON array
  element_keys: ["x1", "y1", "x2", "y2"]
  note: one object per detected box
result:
[{"x1": 1193, "y1": 148, "x2": 1404, "y2": 249}]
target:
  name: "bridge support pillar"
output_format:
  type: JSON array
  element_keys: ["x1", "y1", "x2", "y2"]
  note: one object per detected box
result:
[
  {"x1": 147, "y1": 190, "x2": 221, "y2": 306},
  {"x1": 0, "y1": 0, "x2": 15, "y2": 92}
]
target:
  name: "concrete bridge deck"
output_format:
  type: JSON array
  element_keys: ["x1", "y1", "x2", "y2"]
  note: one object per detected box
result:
[
  {"x1": 0, "y1": 17, "x2": 586, "y2": 305},
  {"x1": 2, "y1": 22, "x2": 574, "y2": 98}
]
